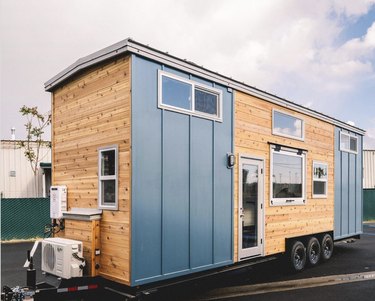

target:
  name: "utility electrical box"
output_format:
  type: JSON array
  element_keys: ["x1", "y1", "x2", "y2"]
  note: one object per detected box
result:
[{"x1": 50, "y1": 185, "x2": 67, "y2": 219}]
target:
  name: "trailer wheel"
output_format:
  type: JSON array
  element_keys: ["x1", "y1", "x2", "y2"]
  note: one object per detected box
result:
[
  {"x1": 307, "y1": 237, "x2": 321, "y2": 266},
  {"x1": 290, "y1": 241, "x2": 306, "y2": 272},
  {"x1": 321, "y1": 234, "x2": 334, "y2": 261}
]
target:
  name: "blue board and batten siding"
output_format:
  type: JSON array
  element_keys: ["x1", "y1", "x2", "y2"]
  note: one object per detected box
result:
[
  {"x1": 334, "y1": 127, "x2": 363, "y2": 240},
  {"x1": 131, "y1": 55, "x2": 234, "y2": 285}
]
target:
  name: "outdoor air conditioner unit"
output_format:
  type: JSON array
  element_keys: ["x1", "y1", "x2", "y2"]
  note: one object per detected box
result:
[
  {"x1": 41, "y1": 237, "x2": 84, "y2": 279},
  {"x1": 50, "y1": 185, "x2": 67, "y2": 219}
]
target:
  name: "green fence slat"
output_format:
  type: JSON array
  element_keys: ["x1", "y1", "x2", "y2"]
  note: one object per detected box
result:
[
  {"x1": 1, "y1": 198, "x2": 50, "y2": 240},
  {"x1": 364, "y1": 189, "x2": 375, "y2": 221}
]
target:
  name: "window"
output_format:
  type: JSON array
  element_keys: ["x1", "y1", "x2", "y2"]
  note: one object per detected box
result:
[
  {"x1": 159, "y1": 70, "x2": 222, "y2": 121},
  {"x1": 272, "y1": 109, "x2": 304, "y2": 140},
  {"x1": 312, "y1": 161, "x2": 328, "y2": 198},
  {"x1": 195, "y1": 88, "x2": 218, "y2": 115},
  {"x1": 161, "y1": 76, "x2": 192, "y2": 110},
  {"x1": 98, "y1": 146, "x2": 118, "y2": 210},
  {"x1": 340, "y1": 132, "x2": 358, "y2": 154},
  {"x1": 270, "y1": 146, "x2": 306, "y2": 206}
]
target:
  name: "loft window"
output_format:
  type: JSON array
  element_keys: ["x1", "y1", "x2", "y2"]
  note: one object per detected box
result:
[
  {"x1": 270, "y1": 146, "x2": 306, "y2": 206},
  {"x1": 98, "y1": 146, "x2": 118, "y2": 210},
  {"x1": 340, "y1": 132, "x2": 358, "y2": 154},
  {"x1": 312, "y1": 161, "x2": 328, "y2": 198},
  {"x1": 161, "y1": 76, "x2": 192, "y2": 110},
  {"x1": 195, "y1": 88, "x2": 218, "y2": 116},
  {"x1": 159, "y1": 70, "x2": 222, "y2": 121},
  {"x1": 272, "y1": 109, "x2": 304, "y2": 140}
]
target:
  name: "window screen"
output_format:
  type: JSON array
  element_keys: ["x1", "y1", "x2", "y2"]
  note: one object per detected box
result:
[{"x1": 195, "y1": 88, "x2": 218, "y2": 116}]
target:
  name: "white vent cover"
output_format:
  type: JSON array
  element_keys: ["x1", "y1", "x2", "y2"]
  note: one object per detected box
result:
[{"x1": 41, "y1": 238, "x2": 84, "y2": 279}]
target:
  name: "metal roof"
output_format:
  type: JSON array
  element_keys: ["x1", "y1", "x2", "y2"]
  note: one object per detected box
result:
[{"x1": 44, "y1": 38, "x2": 365, "y2": 135}]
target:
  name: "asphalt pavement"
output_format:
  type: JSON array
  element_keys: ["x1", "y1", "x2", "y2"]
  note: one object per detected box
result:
[
  {"x1": 1, "y1": 224, "x2": 375, "y2": 300},
  {"x1": 1, "y1": 240, "x2": 43, "y2": 288},
  {"x1": 151, "y1": 223, "x2": 375, "y2": 301}
]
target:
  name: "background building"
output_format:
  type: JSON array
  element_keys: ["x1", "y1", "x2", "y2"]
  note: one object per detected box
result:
[
  {"x1": 363, "y1": 150, "x2": 375, "y2": 189},
  {"x1": 0, "y1": 140, "x2": 51, "y2": 198},
  {"x1": 363, "y1": 149, "x2": 375, "y2": 221}
]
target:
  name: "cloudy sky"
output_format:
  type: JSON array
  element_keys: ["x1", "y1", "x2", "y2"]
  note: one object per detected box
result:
[{"x1": 1, "y1": 0, "x2": 375, "y2": 147}]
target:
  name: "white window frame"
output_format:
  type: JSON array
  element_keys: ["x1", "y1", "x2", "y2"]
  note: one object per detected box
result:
[
  {"x1": 158, "y1": 70, "x2": 223, "y2": 122},
  {"x1": 98, "y1": 145, "x2": 118, "y2": 210},
  {"x1": 339, "y1": 131, "x2": 358, "y2": 154},
  {"x1": 270, "y1": 146, "x2": 306, "y2": 206},
  {"x1": 312, "y1": 161, "x2": 328, "y2": 199},
  {"x1": 272, "y1": 109, "x2": 305, "y2": 141}
]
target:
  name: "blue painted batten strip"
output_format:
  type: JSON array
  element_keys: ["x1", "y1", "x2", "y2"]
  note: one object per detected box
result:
[
  {"x1": 189, "y1": 115, "x2": 192, "y2": 270},
  {"x1": 161, "y1": 108, "x2": 164, "y2": 274},
  {"x1": 212, "y1": 78, "x2": 216, "y2": 262}
]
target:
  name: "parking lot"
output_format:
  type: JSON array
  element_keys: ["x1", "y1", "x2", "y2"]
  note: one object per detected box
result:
[{"x1": 1, "y1": 223, "x2": 375, "y2": 300}]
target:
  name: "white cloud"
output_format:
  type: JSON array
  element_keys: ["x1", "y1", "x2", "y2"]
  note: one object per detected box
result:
[
  {"x1": 364, "y1": 118, "x2": 375, "y2": 149},
  {"x1": 1, "y1": 0, "x2": 375, "y2": 138},
  {"x1": 364, "y1": 128, "x2": 375, "y2": 149},
  {"x1": 332, "y1": 0, "x2": 375, "y2": 17}
]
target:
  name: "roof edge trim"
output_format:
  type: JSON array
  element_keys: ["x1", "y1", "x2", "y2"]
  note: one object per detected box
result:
[
  {"x1": 44, "y1": 39, "x2": 365, "y2": 135},
  {"x1": 44, "y1": 38, "x2": 132, "y2": 91}
]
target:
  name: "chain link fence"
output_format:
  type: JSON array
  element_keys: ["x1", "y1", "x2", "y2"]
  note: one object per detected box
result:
[
  {"x1": 364, "y1": 189, "x2": 375, "y2": 221},
  {"x1": 1, "y1": 198, "x2": 50, "y2": 240}
]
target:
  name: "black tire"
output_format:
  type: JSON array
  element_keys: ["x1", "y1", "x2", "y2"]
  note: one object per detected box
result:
[
  {"x1": 321, "y1": 233, "x2": 334, "y2": 261},
  {"x1": 290, "y1": 240, "x2": 306, "y2": 272},
  {"x1": 307, "y1": 237, "x2": 321, "y2": 266}
]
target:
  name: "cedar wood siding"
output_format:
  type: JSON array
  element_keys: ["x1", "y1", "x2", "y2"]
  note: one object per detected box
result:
[
  {"x1": 234, "y1": 91, "x2": 335, "y2": 261},
  {"x1": 52, "y1": 55, "x2": 131, "y2": 285}
]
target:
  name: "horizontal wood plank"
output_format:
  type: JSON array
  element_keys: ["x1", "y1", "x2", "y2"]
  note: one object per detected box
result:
[{"x1": 53, "y1": 55, "x2": 132, "y2": 283}]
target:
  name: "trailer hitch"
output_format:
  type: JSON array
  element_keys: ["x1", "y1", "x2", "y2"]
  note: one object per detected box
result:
[
  {"x1": 1, "y1": 285, "x2": 35, "y2": 301},
  {"x1": 1, "y1": 249, "x2": 37, "y2": 301}
]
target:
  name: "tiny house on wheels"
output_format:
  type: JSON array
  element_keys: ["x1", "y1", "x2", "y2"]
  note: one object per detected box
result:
[{"x1": 44, "y1": 39, "x2": 364, "y2": 290}]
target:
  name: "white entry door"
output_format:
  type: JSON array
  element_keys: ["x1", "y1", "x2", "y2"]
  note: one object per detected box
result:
[{"x1": 239, "y1": 156, "x2": 264, "y2": 259}]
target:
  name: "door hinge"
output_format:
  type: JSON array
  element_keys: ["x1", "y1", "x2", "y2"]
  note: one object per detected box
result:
[
  {"x1": 261, "y1": 238, "x2": 263, "y2": 244},
  {"x1": 261, "y1": 168, "x2": 263, "y2": 174}
]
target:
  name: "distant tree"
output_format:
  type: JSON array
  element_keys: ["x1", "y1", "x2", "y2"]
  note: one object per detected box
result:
[{"x1": 19, "y1": 105, "x2": 51, "y2": 196}]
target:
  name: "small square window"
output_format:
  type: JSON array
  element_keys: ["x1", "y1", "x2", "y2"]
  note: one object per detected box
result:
[
  {"x1": 340, "y1": 132, "x2": 358, "y2": 154},
  {"x1": 313, "y1": 181, "x2": 326, "y2": 195},
  {"x1": 101, "y1": 180, "x2": 116, "y2": 204},
  {"x1": 312, "y1": 161, "x2": 328, "y2": 198}
]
